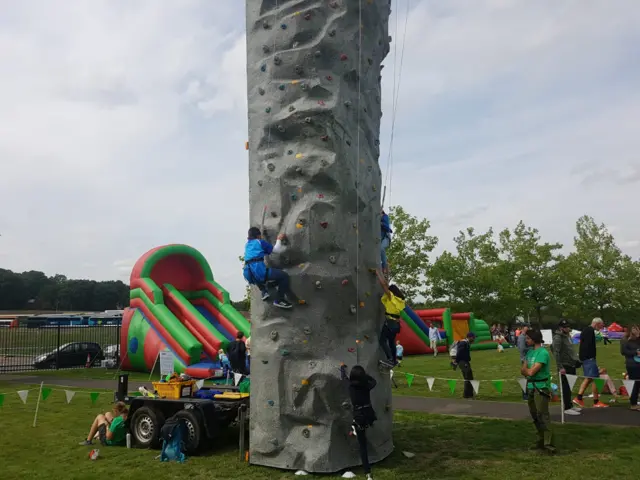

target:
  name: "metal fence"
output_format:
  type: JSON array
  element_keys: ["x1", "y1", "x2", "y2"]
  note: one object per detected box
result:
[{"x1": 0, "y1": 325, "x2": 121, "y2": 373}]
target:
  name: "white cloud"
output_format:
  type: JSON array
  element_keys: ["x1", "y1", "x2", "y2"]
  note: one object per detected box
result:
[{"x1": 0, "y1": 0, "x2": 639, "y2": 300}]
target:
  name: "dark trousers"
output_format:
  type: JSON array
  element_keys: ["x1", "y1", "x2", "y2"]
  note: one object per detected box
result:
[
  {"x1": 267, "y1": 268, "x2": 290, "y2": 302},
  {"x1": 603, "y1": 337, "x2": 612, "y2": 345},
  {"x1": 627, "y1": 365, "x2": 640, "y2": 406},
  {"x1": 355, "y1": 427, "x2": 371, "y2": 474},
  {"x1": 380, "y1": 321, "x2": 398, "y2": 363},
  {"x1": 459, "y1": 361, "x2": 474, "y2": 398},
  {"x1": 560, "y1": 365, "x2": 577, "y2": 411}
]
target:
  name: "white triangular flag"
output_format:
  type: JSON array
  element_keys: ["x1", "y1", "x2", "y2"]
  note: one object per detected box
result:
[
  {"x1": 195, "y1": 380, "x2": 204, "y2": 389},
  {"x1": 565, "y1": 374, "x2": 578, "y2": 391},
  {"x1": 517, "y1": 378, "x2": 528, "y2": 393},
  {"x1": 17, "y1": 390, "x2": 29, "y2": 404},
  {"x1": 623, "y1": 380, "x2": 636, "y2": 397},
  {"x1": 470, "y1": 380, "x2": 480, "y2": 394},
  {"x1": 426, "y1": 377, "x2": 435, "y2": 391},
  {"x1": 295, "y1": 470, "x2": 309, "y2": 476},
  {"x1": 341, "y1": 472, "x2": 356, "y2": 479},
  {"x1": 65, "y1": 390, "x2": 76, "y2": 404},
  {"x1": 389, "y1": 369, "x2": 394, "y2": 379},
  {"x1": 234, "y1": 373, "x2": 243, "y2": 386}
]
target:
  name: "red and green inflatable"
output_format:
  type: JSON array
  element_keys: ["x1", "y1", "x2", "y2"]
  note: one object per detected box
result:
[{"x1": 120, "y1": 244, "x2": 250, "y2": 378}]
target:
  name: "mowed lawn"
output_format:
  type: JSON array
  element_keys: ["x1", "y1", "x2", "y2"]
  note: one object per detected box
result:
[
  {"x1": 392, "y1": 341, "x2": 629, "y2": 403},
  {"x1": 1, "y1": 381, "x2": 639, "y2": 480}
]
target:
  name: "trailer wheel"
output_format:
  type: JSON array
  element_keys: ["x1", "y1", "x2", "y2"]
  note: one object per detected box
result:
[
  {"x1": 131, "y1": 406, "x2": 165, "y2": 449},
  {"x1": 174, "y1": 409, "x2": 203, "y2": 454}
]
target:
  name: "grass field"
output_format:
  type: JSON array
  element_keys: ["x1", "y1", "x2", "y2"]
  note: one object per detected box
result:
[{"x1": 1, "y1": 380, "x2": 639, "y2": 480}]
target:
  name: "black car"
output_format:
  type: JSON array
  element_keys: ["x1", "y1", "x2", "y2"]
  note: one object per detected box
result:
[{"x1": 33, "y1": 342, "x2": 104, "y2": 369}]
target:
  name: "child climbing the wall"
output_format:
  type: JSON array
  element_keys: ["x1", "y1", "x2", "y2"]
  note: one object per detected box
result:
[
  {"x1": 380, "y1": 209, "x2": 392, "y2": 276},
  {"x1": 340, "y1": 364, "x2": 377, "y2": 480},
  {"x1": 243, "y1": 227, "x2": 293, "y2": 309},
  {"x1": 375, "y1": 269, "x2": 405, "y2": 368}
]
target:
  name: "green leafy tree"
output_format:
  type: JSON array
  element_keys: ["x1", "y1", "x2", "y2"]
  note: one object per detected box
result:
[
  {"x1": 497, "y1": 221, "x2": 564, "y2": 325},
  {"x1": 429, "y1": 227, "x2": 502, "y2": 319},
  {"x1": 386, "y1": 205, "x2": 438, "y2": 302},
  {"x1": 558, "y1": 215, "x2": 640, "y2": 321}
]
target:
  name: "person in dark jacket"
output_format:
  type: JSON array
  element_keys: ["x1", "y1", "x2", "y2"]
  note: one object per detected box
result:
[
  {"x1": 226, "y1": 331, "x2": 248, "y2": 375},
  {"x1": 552, "y1": 319, "x2": 581, "y2": 416},
  {"x1": 380, "y1": 209, "x2": 392, "y2": 276},
  {"x1": 574, "y1": 318, "x2": 609, "y2": 408},
  {"x1": 341, "y1": 364, "x2": 377, "y2": 480},
  {"x1": 620, "y1": 325, "x2": 640, "y2": 410},
  {"x1": 454, "y1": 332, "x2": 476, "y2": 399}
]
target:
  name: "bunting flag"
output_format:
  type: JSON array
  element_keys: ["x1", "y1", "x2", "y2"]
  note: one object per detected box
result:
[
  {"x1": 405, "y1": 373, "x2": 414, "y2": 387},
  {"x1": 491, "y1": 381, "x2": 503, "y2": 394},
  {"x1": 447, "y1": 379, "x2": 457, "y2": 394},
  {"x1": 89, "y1": 392, "x2": 100, "y2": 404},
  {"x1": 623, "y1": 380, "x2": 637, "y2": 397},
  {"x1": 470, "y1": 380, "x2": 480, "y2": 395},
  {"x1": 517, "y1": 378, "x2": 528, "y2": 393},
  {"x1": 426, "y1": 377, "x2": 435, "y2": 391},
  {"x1": 234, "y1": 373, "x2": 243, "y2": 386},
  {"x1": 0, "y1": 393, "x2": 4, "y2": 407},
  {"x1": 17, "y1": 390, "x2": 29, "y2": 404},
  {"x1": 41, "y1": 387, "x2": 52, "y2": 401},
  {"x1": 195, "y1": 380, "x2": 204, "y2": 390},
  {"x1": 593, "y1": 378, "x2": 605, "y2": 393},
  {"x1": 565, "y1": 374, "x2": 578, "y2": 391},
  {"x1": 65, "y1": 390, "x2": 76, "y2": 404}
]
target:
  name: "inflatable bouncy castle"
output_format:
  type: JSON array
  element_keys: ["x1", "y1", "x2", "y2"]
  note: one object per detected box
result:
[{"x1": 120, "y1": 245, "x2": 250, "y2": 378}]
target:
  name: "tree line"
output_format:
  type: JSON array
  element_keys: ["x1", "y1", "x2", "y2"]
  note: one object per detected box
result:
[
  {"x1": 387, "y1": 206, "x2": 640, "y2": 328},
  {"x1": 0, "y1": 270, "x2": 129, "y2": 312}
]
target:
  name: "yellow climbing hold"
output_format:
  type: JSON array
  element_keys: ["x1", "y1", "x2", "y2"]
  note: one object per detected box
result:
[
  {"x1": 356, "y1": 339, "x2": 361, "y2": 344},
  {"x1": 365, "y1": 291, "x2": 371, "y2": 297},
  {"x1": 296, "y1": 153, "x2": 303, "y2": 159},
  {"x1": 293, "y1": 11, "x2": 301, "y2": 16},
  {"x1": 298, "y1": 299, "x2": 306, "y2": 305},
  {"x1": 299, "y1": 263, "x2": 305, "y2": 268},
  {"x1": 296, "y1": 223, "x2": 303, "y2": 229},
  {"x1": 301, "y1": 379, "x2": 309, "y2": 385},
  {"x1": 359, "y1": 302, "x2": 365, "y2": 308},
  {"x1": 291, "y1": 79, "x2": 300, "y2": 84},
  {"x1": 297, "y1": 187, "x2": 302, "y2": 192}
]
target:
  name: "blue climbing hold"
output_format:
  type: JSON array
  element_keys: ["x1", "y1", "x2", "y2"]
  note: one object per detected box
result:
[
  {"x1": 129, "y1": 337, "x2": 139, "y2": 354},
  {"x1": 261, "y1": 64, "x2": 266, "y2": 72},
  {"x1": 281, "y1": 24, "x2": 287, "y2": 30}
]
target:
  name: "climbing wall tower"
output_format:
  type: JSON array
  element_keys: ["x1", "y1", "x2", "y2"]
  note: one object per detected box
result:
[{"x1": 245, "y1": 0, "x2": 392, "y2": 473}]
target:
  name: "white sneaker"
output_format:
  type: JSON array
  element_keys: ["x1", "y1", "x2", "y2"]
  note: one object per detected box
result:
[
  {"x1": 564, "y1": 408, "x2": 581, "y2": 416},
  {"x1": 572, "y1": 406, "x2": 583, "y2": 412}
]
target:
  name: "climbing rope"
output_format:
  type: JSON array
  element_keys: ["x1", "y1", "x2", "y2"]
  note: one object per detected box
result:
[
  {"x1": 382, "y1": 0, "x2": 411, "y2": 210},
  {"x1": 265, "y1": 0, "x2": 281, "y2": 154},
  {"x1": 355, "y1": 0, "x2": 364, "y2": 365}
]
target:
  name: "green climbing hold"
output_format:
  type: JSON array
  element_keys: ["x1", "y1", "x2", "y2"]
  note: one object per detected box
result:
[{"x1": 281, "y1": 349, "x2": 290, "y2": 356}]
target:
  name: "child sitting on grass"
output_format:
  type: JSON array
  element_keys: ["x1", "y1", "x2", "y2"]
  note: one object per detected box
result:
[
  {"x1": 80, "y1": 401, "x2": 128, "y2": 446},
  {"x1": 242, "y1": 227, "x2": 293, "y2": 309}
]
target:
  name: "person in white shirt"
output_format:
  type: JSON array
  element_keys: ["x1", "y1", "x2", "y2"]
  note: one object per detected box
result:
[{"x1": 428, "y1": 324, "x2": 441, "y2": 357}]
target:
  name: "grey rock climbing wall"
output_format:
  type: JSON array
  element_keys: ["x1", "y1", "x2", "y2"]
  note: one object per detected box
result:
[{"x1": 245, "y1": 0, "x2": 392, "y2": 473}]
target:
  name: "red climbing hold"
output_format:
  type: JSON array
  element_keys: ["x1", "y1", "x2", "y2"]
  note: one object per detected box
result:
[
  {"x1": 318, "y1": 194, "x2": 324, "y2": 198},
  {"x1": 321, "y1": 135, "x2": 329, "y2": 141},
  {"x1": 304, "y1": 13, "x2": 311, "y2": 20},
  {"x1": 320, "y1": 222, "x2": 328, "y2": 229},
  {"x1": 348, "y1": 347, "x2": 355, "y2": 353},
  {"x1": 340, "y1": 54, "x2": 348, "y2": 61},
  {"x1": 318, "y1": 100, "x2": 325, "y2": 106},
  {"x1": 341, "y1": 279, "x2": 349, "y2": 286},
  {"x1": 326, "y1": 75, "x2": 333, "y2": 81}
]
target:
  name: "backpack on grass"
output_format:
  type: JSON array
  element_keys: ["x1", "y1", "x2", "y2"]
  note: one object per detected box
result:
[{"x1": 160, "y1": 416, "x2": 188, "y2": 463}]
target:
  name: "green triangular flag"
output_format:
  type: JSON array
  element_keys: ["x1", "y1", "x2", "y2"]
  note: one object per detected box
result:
[
  {"x1": 41, "y1": 387, "x2": 52, "y2": 401},
  {"x1": 447, "y1": 379, "x2": 457, "y2": 394},
  {"x1": 405, "y1": 373, "x2": 414, "y2": 387},
  {"x1": 0, "y1": 393, "x2": 4, "y2": 407},
  {"x1": 593, "y1": 378, "x2": 605, "y2": 393},
  {"x1": 492, "y1": 380, "x2": 503, "y2": 394},
  {"x1": 89, "y1": 392, "x2": 100, "y2": 404}
]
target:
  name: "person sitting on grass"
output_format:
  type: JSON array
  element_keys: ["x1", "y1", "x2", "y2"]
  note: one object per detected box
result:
[
  {"x1": 521, "y1": 329, "x2": 555, "y2": 454},
  {"x1": 79, "y1": 401, "x2": 128, "y2": 446},
  {"x1": 375, "y1": 269, "x2": 405, "y2": 368},
  {"x1": 242, "y1": 227, "x2": 293, "y2": 309}
]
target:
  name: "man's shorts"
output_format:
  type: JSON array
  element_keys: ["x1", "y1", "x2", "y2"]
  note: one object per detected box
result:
[
  {"x1": 98, "y1": 423, "x2": 108, "y2": 445},
  {"x1": 582, "y1": 358, "x2": 599, "y2": 378}
]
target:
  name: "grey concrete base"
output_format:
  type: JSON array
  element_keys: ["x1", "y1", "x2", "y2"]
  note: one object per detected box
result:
[{"x1": 245, "y1": 0, "x2": 392, "y2": 473}]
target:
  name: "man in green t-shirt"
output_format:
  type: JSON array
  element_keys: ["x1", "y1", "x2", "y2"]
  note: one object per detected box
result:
[
  {"x1": 79, "y1": 401, "x2": 128, "y2": 446},
  {"x1": 520, "y1": 329, "x2": 555, "y2": 454}
]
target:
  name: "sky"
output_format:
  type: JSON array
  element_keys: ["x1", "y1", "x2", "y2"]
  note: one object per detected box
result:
[{"x1": 1, "y1": 0, "x2": 639, "y2": 301}]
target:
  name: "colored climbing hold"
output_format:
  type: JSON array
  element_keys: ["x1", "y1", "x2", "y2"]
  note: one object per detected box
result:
[
  {"x1": 340, "y1": 54, "x2": 348, "y2": 61},
  {"x1": 359, "y1": 301, "x2": 365, "y2": 308},
  {"x1": 321, "y1": 135, "x2": 329, "y2": 141},
  {"x1": 348, "y1": 347, "x2": 355, "y2": 353},
  {"x1": 267, "y1": 400, "x2": 275, "y2": 406},
  {"x1": 320, "y1": 222, "x2": 328, "y2": 229},
  {"x1": 302, "y1": 379, "x2": 309, "y2": 385},
  {"x1": 281, "y1": 349, "x2": 290, "y2": 356},
  {"x1": 295, "y1": 153, "x2": 303, "y2": 159},
  {"x1": 326, "y1": 75, "x2": 333, "y2": 81},
  {"x1": 296, "y1": 223, "x2": 303, "y2": 229},
  {"x1": 297, "y1": 187, "x2": 302, "y2": 192},
  {"x1": 364, "y1": 335, "x2": 370, "y2": 340},
  {"x1": 265, "y1": 107, "x2": 271, "y2": 113},
  {"x1": 291, "y1": 193, "x2": 297, "y2": 200},
  {"x1": 298, "y1": 299, "x2": 306, "y2": 305},
  {"x1": 304, "y1": 13, "x2": 311, "y2": 20},
  {"x1": 317, "y1": 194, "x2": 324, "y2": 198},
  {"x1": 318, "y1": 100, "x2": 325, "y2": 106},
  {"x1": 356, "y1": 339, "x2": 361, "y2": 344},
  {"x1": 278, "y1": 84, "x2": 285, "y2": 91},
  {"x1": 365, "y1": 291, "x2": 371, "y2": 297},
  {"x1": 301, "y1": 83, "x2": 308, "y2": 90},
  {"x1": 260, "y1": 64, "x2": 266, "y2": 72},
  {"x1": 280, "y1": 24, "x2": 287, "y2": 30},
  {"x1": 341, "y1": 279, "x2": 348, "y2": 286},
  {"x1": 258, "y1": 87, "x2": 265, "y2": 95},
  {"x1": 288, "y1": 150, "x2": 294, "y2": 155}
]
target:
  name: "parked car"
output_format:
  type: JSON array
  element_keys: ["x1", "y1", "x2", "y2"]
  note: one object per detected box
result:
[{"x1": 33, "y1": 342, "x2": 104, "y2": 369}]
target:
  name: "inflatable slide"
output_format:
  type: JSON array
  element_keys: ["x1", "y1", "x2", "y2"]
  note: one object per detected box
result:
[{"x1": 120, "y1": 244, "x2": 250, "y2": 378}]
